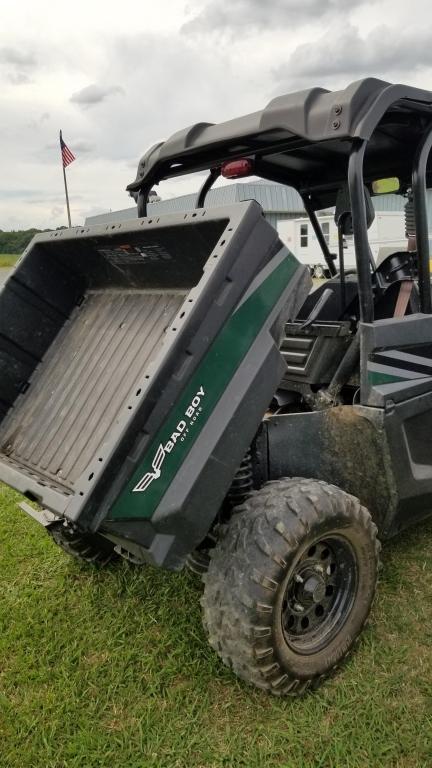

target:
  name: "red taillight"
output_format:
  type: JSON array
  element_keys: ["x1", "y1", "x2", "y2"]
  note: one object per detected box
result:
[{"x1": 221, "y1": 158, "x2": 253, "y2": 179}]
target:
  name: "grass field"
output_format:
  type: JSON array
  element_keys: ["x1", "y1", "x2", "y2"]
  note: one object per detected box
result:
[
  {"x1": 0, "y1": 484, "x2": 431, "y2": 768},
  {"x1": 0, "y1": 254, "x2": 18, "y2": 268}
]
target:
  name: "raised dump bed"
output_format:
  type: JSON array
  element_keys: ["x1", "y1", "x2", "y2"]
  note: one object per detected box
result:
[
  {"x1": 0, "y1": 289, "x2": 184, "y2": 493},
  {"x1": 0, "y1": 201, "x2": 309, "y2": 568}
]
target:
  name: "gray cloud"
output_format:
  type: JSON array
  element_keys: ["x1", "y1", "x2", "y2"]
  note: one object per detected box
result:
[
  {"x1": 2, "y1": 2, "x2": 431, "y2": 231},
  {"x1": 72, "y1": 140, "x2": 96, "y2": 153},
  {"x1": 27, "y1": 112, "x2": 50, "y2": 130},
  {"x1": 70, "y1": 84, "x2": 124, "y2": 108},
  {"x1": 50, "y1": 205, "x2": 65, "y2": 219},
  {"x1": 275, "y1": 25, "x2": 432, "y2": 87},
  {"x1": 28, "y1": 195, "x2": 84, "y2": 206},
  {"x1": 0, "y1": 189, "x2": 45, "y2": 200},
  {"x1": 182, "y1": 0, "x2": 369, "y2": 34},
  {"x1": 82, "y1": 33, "x2": 245, "y2": 164},
  {"x1": 0, "y1": 46, "x2": 38, "y2": 84}
]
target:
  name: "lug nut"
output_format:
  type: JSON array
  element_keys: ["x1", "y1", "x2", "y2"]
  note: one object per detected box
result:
[
  {"x1": 294, "y1": 574, "x2": 304, "y2": 584},
  {"x1": 294, "y1": 603, "x2": 304, "y2": 613},
  {"x1": 314, "y1": 564, "x2": 324, "y2": 575}
]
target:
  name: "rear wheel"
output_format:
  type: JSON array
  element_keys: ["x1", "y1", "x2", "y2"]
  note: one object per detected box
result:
[
  {"x1": 49, "y1": 522, "x2": 119, "y2": 566},
  {"x1": 202, "y1": 478, "x2": 380, "y2": 696}
]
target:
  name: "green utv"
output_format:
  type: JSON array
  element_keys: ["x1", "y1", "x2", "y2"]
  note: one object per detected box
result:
[{"x1": 2, "y1": 77, "x2": 432, "y2": 696}]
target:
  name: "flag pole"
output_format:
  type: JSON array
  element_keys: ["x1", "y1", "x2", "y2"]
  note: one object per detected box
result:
[{"x1": 60, "y1": 129, "x2": 72, "y2": 227}]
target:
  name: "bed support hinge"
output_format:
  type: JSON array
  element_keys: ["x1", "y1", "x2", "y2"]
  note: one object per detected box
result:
[{"x1": 17, "y1": 501, "x2": 59, "y2": 527}]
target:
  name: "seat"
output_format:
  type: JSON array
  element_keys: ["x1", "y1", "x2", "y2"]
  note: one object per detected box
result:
[
  {"x1": 374, "y1": 251, "x2": 420, "y2": 319},
  {"x1": 298, "y1": 274, "x2": 359, "y2": 322}
]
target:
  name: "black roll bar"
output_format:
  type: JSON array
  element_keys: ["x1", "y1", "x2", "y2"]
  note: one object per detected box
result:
[
  {"x1": 196, "y1": 168, "x2": 221, "y2": 209},
  {"x1": 412, "y1": 125, "x2": 432, "y2": 314},
  {"x1": 302, "y1": 194, "x2": 337, "y2": 277},
  {"x1": 348, "y1": 140, "x2": 374, "y2": 324},
  {"x1": 137, "y1": 183, "x2": 154, "y2": 218}
]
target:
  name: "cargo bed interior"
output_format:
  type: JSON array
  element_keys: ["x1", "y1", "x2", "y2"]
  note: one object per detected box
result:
[{"x1": 0, "y1": 218, "x2": 226, "y2": 498}]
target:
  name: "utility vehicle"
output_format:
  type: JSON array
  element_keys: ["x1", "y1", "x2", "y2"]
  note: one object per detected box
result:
[{"x1": 1, "y1": 78, "x2": 432, "y2": 696}]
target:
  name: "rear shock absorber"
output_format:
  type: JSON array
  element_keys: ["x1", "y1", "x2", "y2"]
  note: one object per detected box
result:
[
  {"x1": 405, "y1": 193, "x2": 416, "y2": 251},
  {"x1": 227, "y1": 449, "x2": 253, "y2": 508},
  {"x1": 186, "y1": 450, "x2": 254, "y2": 576}
]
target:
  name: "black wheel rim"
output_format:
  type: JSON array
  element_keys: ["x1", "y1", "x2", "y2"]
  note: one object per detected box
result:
[{"x1": 281, "y1": 535, "x2": 358, "y2": 655}]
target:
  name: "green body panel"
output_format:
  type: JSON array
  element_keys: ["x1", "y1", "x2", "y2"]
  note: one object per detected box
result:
[
  {"x1": 368, "y1": 371, "x2": 407, "y2": 386},
  {"x1": 109, "y1": 253, "x2": 299, "y2": 521}
]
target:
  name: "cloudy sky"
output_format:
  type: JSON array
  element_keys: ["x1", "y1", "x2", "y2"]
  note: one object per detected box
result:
[{"x1": 1, "y1": 0, "x2": 432, "y2": 230}]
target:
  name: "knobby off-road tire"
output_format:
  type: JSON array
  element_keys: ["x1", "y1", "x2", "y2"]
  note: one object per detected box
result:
[
  {"x1": 202, "y1": 478, "x2": 380, "y2": 696},
  {"x1": 49, "y1": 523, "x2": 119, "y2": 567}
]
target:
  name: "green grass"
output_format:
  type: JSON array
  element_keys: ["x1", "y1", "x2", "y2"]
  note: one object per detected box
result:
[
  {"x1": 0, "y1": 254, "x2": 18, "y2": 268},
  {"x1": 0, "y1": 484, "x2": 431, "y2": 768}
]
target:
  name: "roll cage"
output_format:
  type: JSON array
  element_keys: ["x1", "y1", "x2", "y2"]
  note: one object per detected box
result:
[{"x1": 127, "y1": 77, "x2": 432, "y2": 323}]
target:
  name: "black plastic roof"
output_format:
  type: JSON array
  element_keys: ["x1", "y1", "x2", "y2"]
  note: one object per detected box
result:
[{"x1": 127, "y1": 78, "x2": 432, "y2": 209}]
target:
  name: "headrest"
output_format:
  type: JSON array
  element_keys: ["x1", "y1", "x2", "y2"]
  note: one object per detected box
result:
[{"x1": 334, "y1": 184, "x2": 375, "y2": 235}]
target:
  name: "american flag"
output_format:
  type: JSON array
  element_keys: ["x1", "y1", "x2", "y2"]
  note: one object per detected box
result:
[{"x1": 60, "y1": 132, "x2": 76, "y2": 168}]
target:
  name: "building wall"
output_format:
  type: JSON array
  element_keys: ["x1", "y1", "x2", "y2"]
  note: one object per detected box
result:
[{"x1": 278, "y1": 212, "x2": 407, "y2": 270}]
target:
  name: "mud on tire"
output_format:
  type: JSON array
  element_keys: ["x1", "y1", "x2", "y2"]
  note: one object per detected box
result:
[{"x1": 202, "y1": 477, "x2": 380, "y2": 696}]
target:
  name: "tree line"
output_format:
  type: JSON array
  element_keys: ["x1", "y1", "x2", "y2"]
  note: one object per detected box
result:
[{"x1": 0, "y1": 228, "x2": 53, "y2": 254}]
